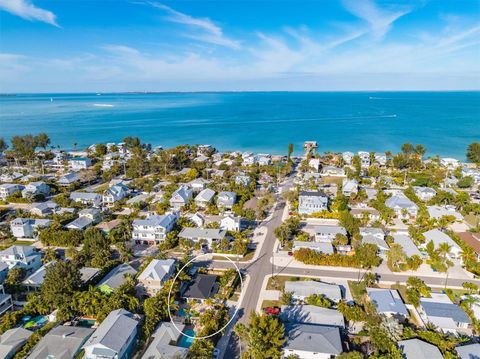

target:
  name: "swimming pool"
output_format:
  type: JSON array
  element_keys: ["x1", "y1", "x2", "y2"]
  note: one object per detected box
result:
[
  {"x1": 178, "y1": 329, "x2": 195, "y2": 348},
  {"x1": 23, "y1": 315, "x2": 47, "y2": 329},
  {"x1": 76, "y1": 318, "x2": 96, "y2": 328}
]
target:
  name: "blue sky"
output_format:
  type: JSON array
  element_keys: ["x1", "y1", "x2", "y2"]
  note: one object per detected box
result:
[{"x1": 0, "y1": 0, "x2": 479, "y2": 92}]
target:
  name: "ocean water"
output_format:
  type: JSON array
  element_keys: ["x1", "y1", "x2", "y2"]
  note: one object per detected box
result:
[{"x1": 0, "y1": 92, "x2": 478, "y2": 159}]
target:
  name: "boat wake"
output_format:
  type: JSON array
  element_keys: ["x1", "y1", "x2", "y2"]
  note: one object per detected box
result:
[{"x1": 93, "y1": 103, "x2": 114, "y2": 107}]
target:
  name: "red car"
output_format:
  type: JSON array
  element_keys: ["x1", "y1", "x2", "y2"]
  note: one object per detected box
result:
[
  {"x1": 287, "y1": 251, "x2": 293, "y2": 256},
  {"x1": 264, "y1": 306, "x2": 281, "y2": 315}
]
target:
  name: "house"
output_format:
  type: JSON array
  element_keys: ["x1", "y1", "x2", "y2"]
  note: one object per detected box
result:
[
  {"x1": 0, "y1": 285, "x2": 13, "y2": 316},
  {"x1": 182, "y1": 274, "x2": 218, "y2": 302},
  {"x1": 257, "y1": 154, "x2": 272, "y2": 166},
  {"x1": 342, "y1": 151, "x2": 354, "y2": 165},
  {"x1": 65, "y1": 216, "x2": 94, "y2": 231},
  {"x1": 0, "y1": 246, "x2": 42, "y2": 272},
  {"x1": 194, "y1": 188, "x2": 215, "y2": 208},
  {"x1": 440, "y1": 158, "x2": 459, "y2": 169},
  {"x1": 96, "y1": 219, "x2": 122, "y2": 234},
  {"x1": 385, "y1": 193, "x2": 418, "y2": 219},
  {"x1": 235, "y1": 175, "x2": 251, "y2": 187},
  {"x1": 285, "y1": 281, "x2": 342, "y2": 302},
  {"x1": 413, "y1": 186, "x2": 437, "y2": 201},
  {"x1": 217, "y1": 191, "x2": 237, "y2": 210},
  {"x1": 298, "y1": 191, "x2": 328, "y2": 215},
  {"x1": 0, "y1": 172, "x2": 22, "y2": 182},
  {"x1": 397, "y1": 339, "x2": 443, "y2": 359},
  {"x1": 187, "y1": 178, "x2": 209, "y2": 193},
  {"x1": 22, "y1": 261, "x2": 56, "y2": 291},
  {"x1": 69, "y1": 156, "x2": 92, "y2": 171},
  {"x1": 57, "y1": 172, "x2": 81, "y2": 186},
  {"x1": 283, "y1": 324, "x2": 343, "y2": 359},
  {"x1": 309, "y1": 158, "x2": 320, "y2": 172},
  {"x1": 21, "y1": 181, "x2": 50, "y2": 199},
  {"x1": 359, "y1": 227, "x2": 384, "y2": 240},
  {"x1": 427, "y1": 205, "x2": 464, "y2": 221},
  {"x1": 103, "y1": 184, "x2": 129, "y2": 207},
  {"x1": 83, "y1": 309, "x2": 139, "y2": 359},
  {"x1": 374, "y1": 152, "x2": 387, "y2": 166},
  {"x1": 30, "y1": 201, "x2": 59, "y2": 216},
  {"x1": 27, "y1": 325, "x2": 94, "y2": 359},
  {"x1": 0, "y1": 184, "x2": 24, "y2": 200},
  {"x1": 321, "y1": 166, "x2": 345, "y2": 177},
  {"x1": 455, "y1": 343, "x2": 480, "y2": 359},
  {"x1": 141, "y1": 322, "x2": 189, "y2": 359},
  {"x1": 0, "y1": 263, "x2": 9, "y2": 284},
  {"x1": 421, "y1": 229, "x2": 462, "y2": 259},
  {"x1": 293, "y1": 241, "x2": 334, "y2": 255},
  {"x1": 0, "y1": 327, "x2": 32, "y2": 359},
  {"x1": 169, "y1": 186, "x2": 193, "y2": 210},
  {"x1": 358, "y1": 151, "x2": 370, "y2": 168},
  {"x1": 280, "y1": 305, "x2": 345, "y2": 328},
  {"x1": 97, "y1": 264, "x2": 138, "y2": 294},
  {"x1": 79, "y1": 208, "x2": 102, "y2": 222},
  {"x1": 188, "y1": 213, "x2": 205, "y2": 227},
  {"x1": 138, "y1": 259, "x2": 176, "y2": 296},
  {"x1": 197, "y1": 144, "x2": 214, "y2": 156},
  {"x1": 350, "y1": 207, "x2": 380, "y2": 221},
  {"x1": 418, "y1": 293, "x2": 470, "y2": 334},
  {"x1": 366, "y1": 288, "x2": 408, "y2": 318},
  {"x1": 70, "y1": 192, "x2": 102, "y2": 207},
  {"x1": 178, "y1": 228, "x2": 227, "y2": 249},
  {"x1": 361, "y1": 235, "x2": 389, "y2": 257},
  {"x1": 462, "y1": 167, "x2": 480, "y2": 184},
  {"x1": 10, "y1": 218, "x2": 51, "y2": 239},
  {"x1": 314, "y1": 225, "x2": 347, "y2": 242},
  {"x1": 220, "y1": 215, "x2": 241, "y2": 232},
  {"x1": 132, "y1": 212, "x2": 177, "y2": 245},
  {"x1": 392, "y1": 234, "x2": 422, "y2": 258},
  {"x1": 342, "y1": 179, "x2": 358, "y2": 197}
]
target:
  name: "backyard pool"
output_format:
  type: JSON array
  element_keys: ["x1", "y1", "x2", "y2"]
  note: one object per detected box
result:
[
  {"x1": 23, "y1": 315, "x2": 47, "y2": 329},
  {"x1": 76, "y1": 318, "x2": 96, "y2": 328},
  {"x1": 178, "y1": 328, "x2": 195, "y2": 348}
]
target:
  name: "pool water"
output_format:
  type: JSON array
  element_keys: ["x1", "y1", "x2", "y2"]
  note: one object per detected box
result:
[
  {"x1": 23, "y1": 315, "x2": 47, "y2": 329},
  {"x1": 77, "y1": 319, "x2": 96, "y2": 328},
  {"x1": 178, "y1": 329, "x2": 195, "y2": 348}
]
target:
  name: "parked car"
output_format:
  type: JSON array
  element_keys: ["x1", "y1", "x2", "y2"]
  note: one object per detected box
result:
[
  {"x1": 264, "y1": 306, "x2": 281, "y2": 315},
  {"x1": 287, "y1": 251, "x2": 293, "y2": 256},
  {"x1": 212, "y1": 348, "x2": 221, "y2": 359}
]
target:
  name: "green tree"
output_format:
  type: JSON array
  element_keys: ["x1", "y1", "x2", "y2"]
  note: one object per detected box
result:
[
  {"x1": 0, "y1": 137, "x2": 8, "y2": 152},
  {"x1": 287, "y1": 143, "x2": 294, "y2": 162},
  {"x1": 337, "y1": 352, "x2": 363, "y2": 359},
  {"x1": 95, "y1": 143, "x2": 107, "y2": 157},
  {"x1": 11, "y1": 134, "x2": 38, "y2": 161},
  {"x1": 466, "y1": 142, "x2": 480, "y2": 164},
  {"x1": 355, "y1": 243, "x2": 381, "y2": 269},
  {"x1": 401, "y1": 143, "x2": 414, "y2": 155},
  {"x1": 406, "y1": 276, "x2": 431, "y2": 306},
  {"x1": 143, "y1": 279, "x2": 179, "y2": 337},
  {"x1": 387, "y1": 243, "x2": 406, "y2": 271},
  {"x1": 457, "y1": 176, "x2": 473, "y2": 188},
  {"x1": 241, "y1": 312, "x2": 286, "y2": 359},
  {"x1": 4, "y1": 268, "x2": 26, "y2": 296},
  {"x1": 34, "y1": 133, "x2": 50, "y2": 150}
]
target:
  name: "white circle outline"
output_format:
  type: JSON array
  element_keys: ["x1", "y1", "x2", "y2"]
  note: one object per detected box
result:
[{"x1": 167, "y1": 253, "x2": 244, "y2": 340}]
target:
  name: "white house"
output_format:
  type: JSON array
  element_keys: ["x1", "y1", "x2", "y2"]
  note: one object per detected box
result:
[
  {"x1": 293, "y1": 241, "x2": 334, "y2": 255},
  {"x1": 342, "y1": 151, "x2": 354, "y2": 165},
  {"x1": 418, "y1": 293, "x2": 470, "y2": 334},
  {"x1": 385, "y1": 193, "x2": 418, "y2": 219},
  {"x1": 0, "y1": 184, "x2": 24, "y2": 201},
  {"x1": 132, "y1": 212, "x2": 178, "y2": 245},
  {"x1": 440, "y1": 158, "x2": 460, "y2": 169},
  {"x1": 374, "y1": 152, "x2": 387, "y2": 166},
  {"x1": 358, "y1": 151, "x2": 371, "y2": 168},
  {"x1": 314, "y1": 225, "x2": 347, "y2": 242},
  {"x1": 194, "y1": 188, "x2": 215, "y2": 208},
  {"x1": 187, "y1": 178, "x2": 209, "y2": 193},
  {"x1": 284, "y1": 324, "x2": 343, "y2": 359},
  {"x1": 0, "y1": 246, "x2": 42, "y2": 272},
  {"x1": 285, "y1": 280, "x2": 342, "y2": 302},
  {"x1": 21, "y1": 182, "x2": 50, "y2": 199},
  {"x1": 57, "y1": 172, "x2": 81, "y2": 186},
  {"x1": 308, "y1": 158, "x2": 320, "y2": 172},
  {"x1": 298, "y1": 191, "x2": 328, "y2": 215},
  {"x1": 217, "y1": 191, "x2": 237, "y2": 210},
  {"x1": 413, "y1": 186, "x2": 437, "y2": 201},
  {"x1": 69, "y1": 157, "x2": 92, "y2": 171},
  {"x1": 342, "y1": 179, "x2": 358, "y2": 197},
  {"x1": 220, "y1": 215, "x2": 241, "y2": 232},
  {"x1": 103, "y1": 184, "x2": 128, "y2": 207},
  {"x1": 366, "y1": 288, "x2": 408, "y2": 318},
  {"x1": 178, "y1": 228, "x2": 227, "y2": 249},
  {"x1": 10, "y1": 218, "x2": 51, "y2": 239},
  {"x1": 169, "y1": 186, "x2": 193, "y2": 210},
  {"x1": 83, "y1": 309, "x2": 139, "y2": 359},
  {"x1": 70, "y1": 192, "x2": 102, "y2": 207},
  {"x1": 137, "y1": 259, "x2": 176, "y2": 296},
  {"x1": 30, "y1": 201, "x2": 59, "y2": 216},
  {"x1": 421, "y1": 229, "x2": 462, "y2": 259},
  {"x1": 235, "y1": 175, "x2": 251, "y2": 187},
  {"x1": 189, "y1": 213, "x2": 205, "y2": 227}
]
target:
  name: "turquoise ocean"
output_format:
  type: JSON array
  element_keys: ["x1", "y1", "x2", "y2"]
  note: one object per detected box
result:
[{"x1": 0, "y1": 92, "x2": 478, "y2": 159}]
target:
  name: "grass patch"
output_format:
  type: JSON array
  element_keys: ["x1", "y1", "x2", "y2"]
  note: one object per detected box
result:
[
  {"x1": 212, "y1": 248, "x2": 256, "y2": 262},
  {"x1": 348, "y1": 280, "x2": 367, "y2": 301},
  {"x1": 321, "y1": 176, "x2": 344, "y2": 185},
  {"x1": 267, "y1": 275, "x2": 309, "y2": 291},
  {"x1": 464, "y1": 214, "x2": 480, "y2": 227}
]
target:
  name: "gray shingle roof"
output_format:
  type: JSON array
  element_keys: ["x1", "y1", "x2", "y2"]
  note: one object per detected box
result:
[
  {"x1": 366, "y1": 288, "x2": 408, "y2": 316},
  {"x1": 280, "y1": 305, "x2": 345, "y2": 327},
  {"x1": 83, "y1": 309, "x2": 138, "y2": 354},
  {"x1": 183, "y1": 274, "x2": 218, "y2": 300},
  {"x1": 397, "y1": 339, "x2": 443, "y2": 359},
  {"x1": 285, "y1": 281, "x2": 342, "y2": 301},
  {"x1": 456, "y1": 343, "x2": 480, "y2": 359},
  {"x1": 142, "y1": 322, "x2": 188, "y2": 359},
  {"x1": 420, "y1": 300, "x2": 470, "y2": 323},
  {"x1": 0, "y1": 327, "x2": 32, "y2": 359},
  {"x1": 285, "y1": 324, "x2": 343, "y2": 355},
  {"x1": 97, "y1": 264, "x2": 137, "y2": 290}
]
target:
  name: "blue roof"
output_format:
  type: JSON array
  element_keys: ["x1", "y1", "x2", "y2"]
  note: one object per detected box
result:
[
  {"x1": 421, "y1": 301, "x2": 470, "y2": 323},
  {"x1": 367, "y1": 288, "x2": 408, "y2": 316}
]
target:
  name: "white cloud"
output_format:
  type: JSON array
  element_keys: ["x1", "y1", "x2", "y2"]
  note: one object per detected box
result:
[
  {"x1": 0, "y1": 0, "x2": 59, "y2": 26},
  {"x1": 342, "y1": 0, "x2": 411, "y2": 39},
  {"x1": 147, "y1": 2, "x2": 240, "y2": 49}
]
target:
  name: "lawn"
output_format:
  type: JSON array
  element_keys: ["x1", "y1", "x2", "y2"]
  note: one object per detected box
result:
[
  {"x1": 464, "y1": 214, "x2": 479, "y2": 227},
  {"x1": 348, "y1": 280, "x2": 367, "y2": 301}
]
